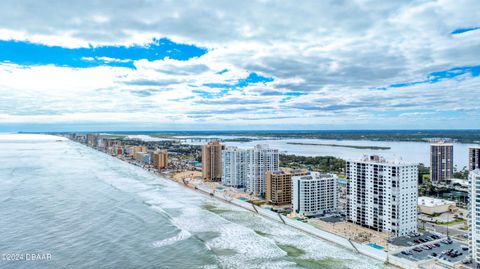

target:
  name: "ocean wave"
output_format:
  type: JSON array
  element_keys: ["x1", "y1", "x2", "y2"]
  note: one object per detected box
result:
[{"x1": 152, "y1": 230, "x2": 192, "y2": 248}]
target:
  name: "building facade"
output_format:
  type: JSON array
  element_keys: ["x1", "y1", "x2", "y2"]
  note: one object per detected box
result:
[
  {"x1": 135, "y1": 152, "x2": 151, "y2": 164},
  {"x1": 246, "y1": 145, "x2": 279, "y2": 197},
  {"x1": 127, "y1": 145, "x2": 147, "y2": 157},
  {"x1": 346, "y1": 155, "x2": 418, "y2": 237},
  {"x1": 152, "y1": 150, "x2": 168, "y2": 169},
  {"x1": 266, "y1": 169, "x2": 308, "y2": 205},
  {"x1": 430, "y1": 143, "x2": 453, "y2": 184},
  {"x1": 222, "y1": 147, "x2": 249, "y2": 188},
  {"x1": 470, "y1": 147, "x2": 480, "y2": 171},
  {"x1": 469, "y1": 169, "x2": 480, "y2": 265},
  {"x1": 292, "y1": 172, "x2": 338, "y2": 216},
  {"x1": 202, "y1": 141, "x2": 225, "y2": 182}
]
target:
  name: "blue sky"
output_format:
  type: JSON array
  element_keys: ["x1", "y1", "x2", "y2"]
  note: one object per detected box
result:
[
  {"x1": 0, "y1": 0, "x2": 479, "y2": 131},
  {"x1": 0, "y1": 38, "x2": 207, "y2": 68},
  {"x1": 375, "y1": 65, "x2": 480, "y2": 90}
]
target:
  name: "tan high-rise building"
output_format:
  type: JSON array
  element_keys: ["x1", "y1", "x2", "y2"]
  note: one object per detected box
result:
[
  {"x1": 470, "y1": 147, "x2": 480, "y2": 171},
  {"x1": 430, "y1": 143, "x2": 453, "y2": 184},
  {"x1": 152, "y1": 150, "x2": 168, "y2": 169},
  {"x1": 128, "y1": 145, "x2": 147, "y2": 156},
  {"x1": 202, "y1": 141, "x2": 225, "y2": 181},
  {"x1": 265, "y1": 169, "x2": 308, "y2": 205}
]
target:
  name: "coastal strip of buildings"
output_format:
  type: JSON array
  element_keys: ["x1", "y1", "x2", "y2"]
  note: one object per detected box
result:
[
  {"x1": 67, "y1": 133, "x2": 480, "y2": 268},
  {"x1": 69, "y1": 133, "x2": 172, "y2": 171}
]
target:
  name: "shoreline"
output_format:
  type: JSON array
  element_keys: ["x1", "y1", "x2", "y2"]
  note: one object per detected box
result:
[{"x1": 286, "y1": 142, "x2": 391, "y2": 150}]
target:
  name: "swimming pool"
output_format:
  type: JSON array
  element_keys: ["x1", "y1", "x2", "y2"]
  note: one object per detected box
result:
[{"x1": 368, "y1": 243, "x2": 384, "y2": 250}]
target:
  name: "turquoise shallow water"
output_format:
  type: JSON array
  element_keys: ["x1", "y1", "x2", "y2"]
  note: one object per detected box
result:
[{"x1": 0, "y1": 134, "x2": 390, "y2": 269}]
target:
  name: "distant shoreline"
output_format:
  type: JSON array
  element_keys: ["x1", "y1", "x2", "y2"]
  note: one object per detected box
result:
[
  {"x1": 33, "y1": 130, "x2": 480, "y2": 144},
  {"x1": 286, "y1": 142, "x2": 391, "y2": 150}
]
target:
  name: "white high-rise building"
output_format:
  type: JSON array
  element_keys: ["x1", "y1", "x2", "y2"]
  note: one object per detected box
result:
[
  {"x1": 246, "y1": 145, "x2": 279, "y2": 196},
  {"x1": 222, "y1": 147, "x2": 249, "y2": 188},
  {"x1": 346, "y1": 155, "x2": 418, "y2": 237},
  {"x1": 292, "y1": 172, "x2": 338, "y2": 217},
  {"x1": 469, "y1": 169, "x2": 480, "y2": 265}
]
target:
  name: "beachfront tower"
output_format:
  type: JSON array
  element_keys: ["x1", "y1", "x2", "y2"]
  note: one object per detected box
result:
[
  {"x1": 430, "y1": 142, "x2": 453, "y2": 184},
  {"x1": 222, "y1": 146, "x2": 249, "y2": 188},
  {"x1": 246, "y1": 144, "x2": 279, "y2": 197},
  {"x1": 152, "y1": 150, "x2": 168, "y2": 169},
  {"x1": 202, "y1": 141, "x2": 225, "y2": 182},
  {"x1": 346, "y1": 155, "x2": 418, "y2": 237},
  {"x1": 292, "y1": 172, "x2": 338, "y2": 217},
  {"x1": 266, "y1": 169, "x2": 308, "y2": 205},
  {"x1": 469, "y1": 169, "x2": 480, "y2": 265}
]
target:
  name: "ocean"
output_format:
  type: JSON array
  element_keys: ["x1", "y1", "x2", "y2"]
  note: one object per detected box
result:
[{"x1": 0, "y1": 134, "x2": 389, "y2": 269}]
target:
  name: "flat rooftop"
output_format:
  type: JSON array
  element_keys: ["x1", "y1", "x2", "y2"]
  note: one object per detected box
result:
[
  {"x1": 348, "y1": 155, "x2": 417, "y2": 166},
  {"x1": 418, "y1": 197, "x2": 455, "y2": 207}
]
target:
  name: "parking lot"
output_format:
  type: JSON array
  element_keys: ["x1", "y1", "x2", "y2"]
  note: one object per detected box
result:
[
  {"x1": 394, "y1": 238, "x2": 470, "y2": 264},
  {"x1": 318, "y1": 214, "x2": 345, "y2": 223},
  {"x1": 389, "y1": 231, "x2": 441, "y2": 247}
]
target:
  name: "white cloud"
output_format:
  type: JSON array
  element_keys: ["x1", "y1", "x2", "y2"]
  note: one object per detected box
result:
[{"x1": 0, "y1": 0, "x2": 479, "y2": 129}]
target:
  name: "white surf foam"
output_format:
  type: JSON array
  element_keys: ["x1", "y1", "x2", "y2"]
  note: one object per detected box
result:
[{"x1": 152, "y1": 230, "x2": 192, "y2": 248}]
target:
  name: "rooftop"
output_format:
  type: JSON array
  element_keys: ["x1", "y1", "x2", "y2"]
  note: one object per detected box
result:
[
  {"x1": 294, "y1": 172, "x2": 337, "y2": 181},
  {"x1": 430, "y1": 142, "x2": 454, "y2": 146},
  {"x1": 418, "y1": 196, "x2": 455, "y2": 207},
  {"x1": 349, "y1": 155, "x2": 416, "y2": 166}
]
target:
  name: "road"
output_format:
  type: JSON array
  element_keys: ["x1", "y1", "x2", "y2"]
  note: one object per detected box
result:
[{"x1": 419, "y1": 222, "x2": 466, "y2": 238}]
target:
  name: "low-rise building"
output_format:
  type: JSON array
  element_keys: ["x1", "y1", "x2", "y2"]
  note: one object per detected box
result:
[
  {"x1": 418, "y1": 196, "x2": 456, "y2": 215},
  {"x1": 292, "y1": 172, "x2": 338, "y2": 217}
]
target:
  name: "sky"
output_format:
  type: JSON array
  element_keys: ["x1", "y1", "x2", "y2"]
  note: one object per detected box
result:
[{"x1": 0, "y1": 0, "x2": 479, "y2": 131}]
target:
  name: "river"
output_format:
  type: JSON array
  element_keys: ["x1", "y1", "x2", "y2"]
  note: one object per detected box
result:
[{"x1": 181, "y1": 136, "x2": 477, "y2": 169}]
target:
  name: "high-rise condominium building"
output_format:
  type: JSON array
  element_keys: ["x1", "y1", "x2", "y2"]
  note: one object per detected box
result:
[
  {"x1": 246, "y1": 145, "x2": 279, "y2": 197},
  {"x1": 346, "y1": 155, "x2": 418, "y2": 237},
  {"x1": 430, "y1": 143, "x2": 453, "y2": 184},
  {"x1": 202, "y1": 141, "x2": 225, "y2": 182},
  {"x1": 222, "y1": 147, "x2": 249, "y2": 188},
  {"x1": 266, "y1": 169, "x2": 308, "y2": 205},
  {"x1": 470, "y1": 147, "x2": 480, "y2": 171},
  {"x1": 127, "y1": 145, "x2": 147, "y2": 156},
  {"x1": 86, "y1": 133, "x2": 99, "y2": 147},
  {"x1": 469, "y1": 169, "x2": 480, "y2": 265},
  {"x1": 152, "y1": 150, "x2": 168, "y2": 169},
  {"x1": 292, "y1": 172, "x2": 338, "y2": 216}
]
